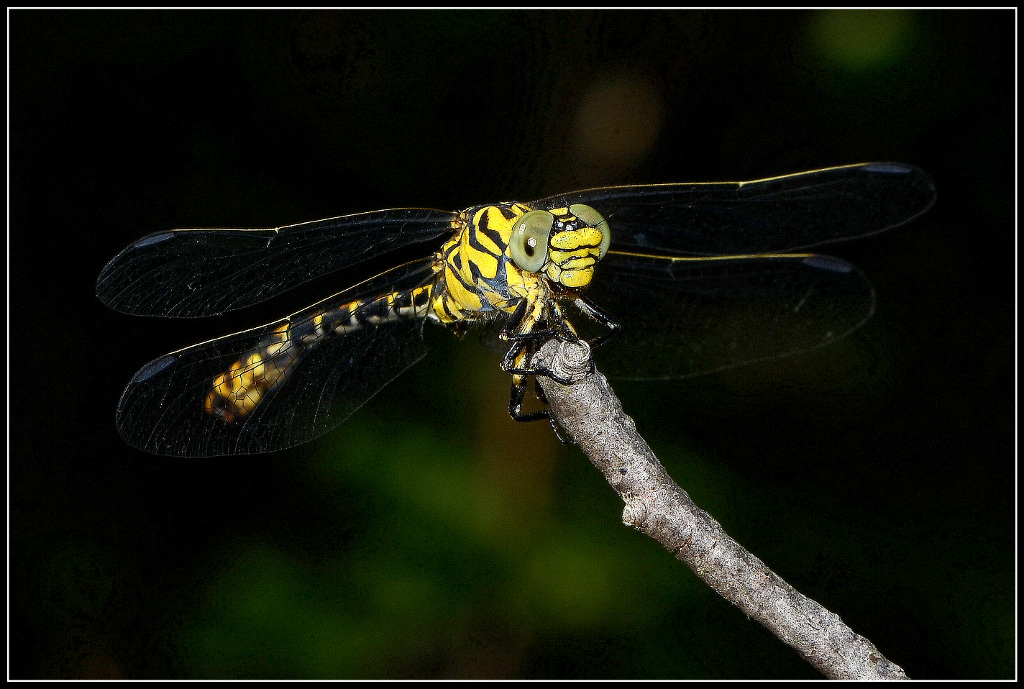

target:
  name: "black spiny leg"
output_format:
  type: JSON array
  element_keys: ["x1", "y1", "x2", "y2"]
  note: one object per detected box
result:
[
  {"x1": 534, "y1": 377, "x2": 571, "y2": 443},
  {"x1": 507, "y1": 334, "x2": 550, "y2": 422},
  {"x1": 501, "y1": 302, "x2": 584, "y2": 384},
  {"x1": 499, "y1": 298, "x2": 531, "y2": 343},
  {"x1": 574, "y1": 295, "x2": 621, "y2": 348},
  {"x1": 508, "y1": 375, "x2": 550, "y2": 423},
  {"x1": 507, "y1": 360, "x2": 571, "y2": 443},
  {"x1": 506, "y1": 371, "x2": 556, "y2": 422},
  {"x1": 501, "y1": 297, "x2": 585, "y2": 442},
  {"x1": 501, "y1": 333, "x2": 578, "y2": 384}
]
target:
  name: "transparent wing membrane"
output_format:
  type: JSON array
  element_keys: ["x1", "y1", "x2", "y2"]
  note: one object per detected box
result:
[
  {"x1": 532, "y1": 162, "x2": 935, "y2": 255},
  {"x1": 587, "y1": 251, "x2": 874, "y2": 380},
  {"x1": 115, "y1": 259, "x2": 437, "y2": 456},
  {"x1": 96, "y1": 208, "x2": 454, "y2": 317}
]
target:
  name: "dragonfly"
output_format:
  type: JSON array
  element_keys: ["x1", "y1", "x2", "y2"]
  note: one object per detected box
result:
[{"x1": 96, "y1": 162, "x2": 935, "y2": 457}]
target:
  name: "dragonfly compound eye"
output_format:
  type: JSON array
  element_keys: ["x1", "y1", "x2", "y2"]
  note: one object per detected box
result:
[
  {"x1": 510, "y1": 210, "x2": 555, "y2": 272},
  {"x1": 569, "y1": 203, "x2": 611, "y2": 257}
]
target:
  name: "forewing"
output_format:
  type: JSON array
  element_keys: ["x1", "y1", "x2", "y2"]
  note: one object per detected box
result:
[
  {"x1": 114, "y1": 259, "x2": 437, "y2": 457},
  {"x1": 96, "y1": 208, "x2": 455, "y2": 317},
  {"x1": 533, "y1": 162, "x2": 935, "y2": 255}
]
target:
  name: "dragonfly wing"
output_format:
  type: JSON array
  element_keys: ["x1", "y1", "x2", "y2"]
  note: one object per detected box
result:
[
  {"x1": 583, "y1": 251, "x2": 875, "y2": 380},
  {"x1": 96, "y1": 207, "x2": 455, "y2": 317},
  {"x1": 533, "y1": 162, "x2": 935, "y2": 254},
  {"x1": 115, "y1": 259, "x2": 437, "y2": 457}
]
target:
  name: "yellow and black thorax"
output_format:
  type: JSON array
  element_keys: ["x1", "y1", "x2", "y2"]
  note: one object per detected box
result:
[{"x1": 429, "y1": 201, "x2": 611, "y2": 332}]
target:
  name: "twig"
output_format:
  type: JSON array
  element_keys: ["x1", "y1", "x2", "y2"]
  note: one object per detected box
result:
[{"x1": 533, "y1": 338, "x2": 908, "y2": 680}]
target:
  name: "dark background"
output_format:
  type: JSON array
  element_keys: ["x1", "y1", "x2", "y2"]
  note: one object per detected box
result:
[{"x1": 10, "y1": 10, "x2": 1014, "y2": 679}]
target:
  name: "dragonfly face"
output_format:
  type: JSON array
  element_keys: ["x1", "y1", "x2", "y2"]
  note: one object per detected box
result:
[{"x1": 96, "y1": 162, "x2": 935, "y2": 457}]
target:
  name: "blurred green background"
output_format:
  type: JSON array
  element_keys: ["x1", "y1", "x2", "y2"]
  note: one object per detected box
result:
[{"x1": 10, "y1": 10, "x2": 1013, "y2": 679}]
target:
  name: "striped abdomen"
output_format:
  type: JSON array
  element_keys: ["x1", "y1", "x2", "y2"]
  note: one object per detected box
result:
[{"x1": 204, "y1": 285, "x2": 433, "y2": 423}]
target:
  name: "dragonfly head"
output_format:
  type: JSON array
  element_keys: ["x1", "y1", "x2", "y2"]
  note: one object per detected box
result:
[{"x1": 508, "y1": 204, "x2": 611, "y2": 289}]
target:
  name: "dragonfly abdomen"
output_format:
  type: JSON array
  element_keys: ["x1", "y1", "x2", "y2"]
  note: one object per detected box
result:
[{"x1": 203, "y1": 285, "x2": 434, "y2": 423}]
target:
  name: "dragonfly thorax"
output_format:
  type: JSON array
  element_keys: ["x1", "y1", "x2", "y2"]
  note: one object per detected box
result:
[{"x1": 430, "y1": 202, "x2": 610, "y2": 326}]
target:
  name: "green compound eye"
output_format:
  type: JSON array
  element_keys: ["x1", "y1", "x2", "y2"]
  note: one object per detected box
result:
[
  {"x1": 509, "y1": 210, "x2": 555, "y2": 272},
  {"x1": 569, "y1": 203, "x2": 611, "y2": 257}
]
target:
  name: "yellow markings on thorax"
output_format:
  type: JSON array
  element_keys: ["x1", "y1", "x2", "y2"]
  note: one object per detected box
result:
[{"x1": 433, "y1": 203, "x2": 538, "y2": 323}]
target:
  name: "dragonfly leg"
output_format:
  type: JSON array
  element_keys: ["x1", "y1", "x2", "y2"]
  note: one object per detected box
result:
[
  {"x1": 506, "y1": 374, "x2": 572, "y2": 443},
  {"x1": 501, "y1": 298, "x2": 583, "y2": 378},
  {"x1": 508, "y1": 373, "x2": 548, "y2": 422},
  {"x1": 504, "y1": 334, "x2": 554, "y2": 418},
  {"x1": 501, "y1": 296, "x2": 590, "y2": 435},
  {"x1": 573, "y1": 295, "x2": 621, "y2": 348},
  {"x1": 501, "y1": 336, "x2": 582, "y2": 385}
]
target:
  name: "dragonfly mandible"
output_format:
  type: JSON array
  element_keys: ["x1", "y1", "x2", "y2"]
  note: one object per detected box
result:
[{"x1": 96, "y1": 162, "x2": 935, "y2": 457}]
